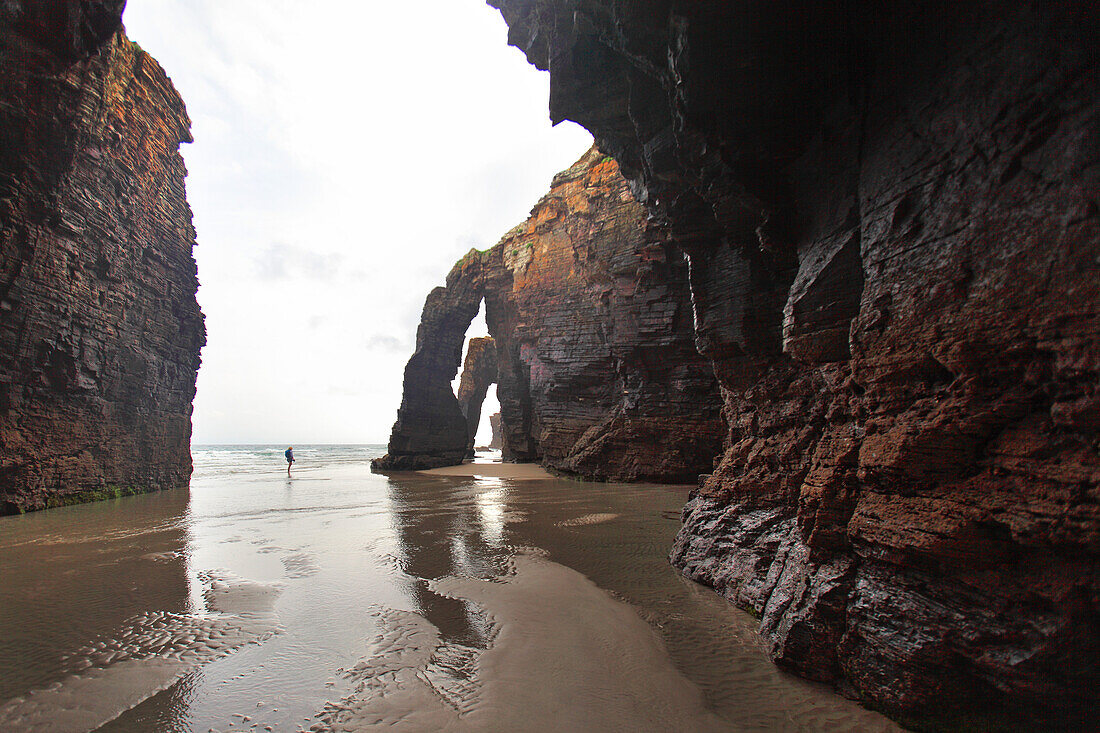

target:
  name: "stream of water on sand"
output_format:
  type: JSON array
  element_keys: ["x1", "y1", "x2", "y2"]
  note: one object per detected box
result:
[{"x1": 0, "y1": 445, "x2": 899, "y2": 732}]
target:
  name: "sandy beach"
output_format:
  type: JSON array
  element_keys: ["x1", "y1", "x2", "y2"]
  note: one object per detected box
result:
[
  {"x1": 417, "y1": 459, "x2": 554, "y2": 480},
  {"x1": 0, "y1": 446, "x2": 900, "y2": 731}
]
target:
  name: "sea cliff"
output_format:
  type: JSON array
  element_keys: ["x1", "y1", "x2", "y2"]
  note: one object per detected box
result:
[
  {"x1": 0, "y1": 5, "x2": 203, "y2": 513},
  {"x1": 488, "y1": 0, "x2": 1099, "y2": 727}
]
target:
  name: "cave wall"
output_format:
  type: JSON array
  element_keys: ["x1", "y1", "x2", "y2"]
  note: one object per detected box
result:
[
  {"x1": 377, "y1": 146, "x2": 723, "y2": 482},
  {"x1": 490, "y1": 0, "x2": 1099, "y2": 727},
  {"x1": 0, "y1": 6, "x2": 205, "y2": 513}
]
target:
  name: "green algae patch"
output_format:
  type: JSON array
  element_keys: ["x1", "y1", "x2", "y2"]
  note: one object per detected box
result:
[{"x1": 44, "y1": 485, "x2": 146, "y2": 509}]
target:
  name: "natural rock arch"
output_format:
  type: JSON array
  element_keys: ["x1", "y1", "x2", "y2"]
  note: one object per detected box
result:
[{"x1": 374, "y1": 147, "x2": 724, "y2": 481}]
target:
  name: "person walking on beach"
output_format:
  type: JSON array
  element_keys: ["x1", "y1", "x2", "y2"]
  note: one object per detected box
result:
[{"x1": 285, "y1": 446, "x2": 294, "y2": 476}]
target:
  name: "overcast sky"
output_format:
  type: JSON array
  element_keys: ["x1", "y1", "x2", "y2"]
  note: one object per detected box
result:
[{"x1": 123, "y1": 1, "x2": 592, "y2": 445}]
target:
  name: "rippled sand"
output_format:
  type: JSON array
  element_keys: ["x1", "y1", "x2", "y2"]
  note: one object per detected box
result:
[
  {"x1": 0, "y1": 447, "x2": 901, "y2": 732},
  {"x1": 0, "y1": 573, "x2": 281, "y2": 731},
  {"x1": 322, "y1": 552, "x2": 729, "y2": 732}
]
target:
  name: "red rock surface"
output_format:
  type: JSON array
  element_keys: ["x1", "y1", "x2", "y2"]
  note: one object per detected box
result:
[
  {"x1": 486, "y1": 147, "x2": 723, "y2": 481},
  {"x1": 377, "y1": 147, "x2": 723, "y2": 482},
  {"x1": 491, "y1": 0, "x2": 1099, "y2": 727},
  {"x1": 0, "y1": 8, "x2": 204, "y2": 513}
]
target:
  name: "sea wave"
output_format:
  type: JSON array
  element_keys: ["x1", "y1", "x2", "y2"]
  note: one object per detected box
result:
[{"x1": 190, "y1": 444, "x2": 387, "y2": 477}]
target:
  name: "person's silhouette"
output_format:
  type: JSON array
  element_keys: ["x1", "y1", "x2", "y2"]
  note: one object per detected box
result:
[{"x1": 285, "y1": 446, "x2": 294, "y2": 476}]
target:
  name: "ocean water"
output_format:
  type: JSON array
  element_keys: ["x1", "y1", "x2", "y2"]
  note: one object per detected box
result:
[{"x1": 0, "y1": 445, "x2": 899, "y2": 732}]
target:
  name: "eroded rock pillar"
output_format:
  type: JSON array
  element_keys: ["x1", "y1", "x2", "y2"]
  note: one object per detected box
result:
[
  {"x1": 371, "y1": 253, "x2": 485, "y2": 470},
  {"x1": 456, "y1": 337, "x2": 498, "y2": 457}
]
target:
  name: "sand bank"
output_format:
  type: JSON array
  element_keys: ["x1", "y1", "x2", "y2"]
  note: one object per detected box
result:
[{"x1": 417, "y1": 461, "x2": 554, "y2": 480}]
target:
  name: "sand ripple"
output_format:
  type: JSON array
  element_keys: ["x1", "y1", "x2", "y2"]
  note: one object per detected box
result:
[
  {"x1": 0, "y1": 571, "x2": 282, "y2": 733},
  {"x1": 315, "y1": 553, "x2": 730, "y2": 733}
]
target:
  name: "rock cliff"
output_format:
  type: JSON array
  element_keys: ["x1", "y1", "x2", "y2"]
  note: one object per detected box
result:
[
  {"x1": 0, "y1": 6, "x2": 204, "y2": 513},
  {"x1": 376, "y1": 146, "x2": 723, "y2": 482},
  {"x1": 490, "y1": 0, "x2": 1098, "y2": 728}
]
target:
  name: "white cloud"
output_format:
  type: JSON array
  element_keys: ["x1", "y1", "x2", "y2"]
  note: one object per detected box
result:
[{"x1": 124, "y1": 0, "x2": 591, "y2": 444}]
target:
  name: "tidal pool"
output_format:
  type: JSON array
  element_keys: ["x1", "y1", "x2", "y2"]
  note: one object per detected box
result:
[{"x1": 0, "y1": 446, "x2": 899, "y2": 732}]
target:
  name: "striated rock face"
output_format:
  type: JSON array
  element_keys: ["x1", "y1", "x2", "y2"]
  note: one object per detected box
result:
[
  {"x1": 378, "y1": 146, "x2": 723, "y2": 482},
  {"x1": 0, "y1": 8, "x2": 204, "y2": 513},
  {"x1": 487, "y1": 146, "x2": 723, "y2": 481},
  {"x1": 455, "y1": 336, "x2": 498, "y2": 457},
  {"x1": 491, "y1": 0, "x2": 1099, "y2": 728}
]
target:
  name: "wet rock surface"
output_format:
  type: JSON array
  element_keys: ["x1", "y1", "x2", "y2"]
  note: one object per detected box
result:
[
  {"x1": 379, "y1": 147, "x2": 723, "y2": 482},
  {"x1": 0, "y1": 8, "x2": 204, "y2": 513},
  {"x1": 491, "y1": 0, "x2": 1099, "y2": 727}
]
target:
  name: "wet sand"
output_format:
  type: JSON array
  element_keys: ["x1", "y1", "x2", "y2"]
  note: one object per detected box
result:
[
  {"x1": 324, "y1": 552, "x2": 730, "y2": 732},
  {"x1": 417, "y1": 460, "x2": 553, "y2": 480},
  {"x1": 0, "y1": 446, "x2": 901, "y2": 732}
]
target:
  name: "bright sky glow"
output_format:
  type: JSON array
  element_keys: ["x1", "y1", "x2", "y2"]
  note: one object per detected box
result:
[{"x1": 123, "y1": 0, "x2": 592, "y2": 445}]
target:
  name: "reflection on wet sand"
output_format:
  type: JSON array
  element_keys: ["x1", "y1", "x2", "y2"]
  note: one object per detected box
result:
[
  {"x1": 388, "y1": 476, "x2": 507, "y2": 651},
  {"x1": 323, "y1": 551, "x2": 732, "y2": 732},
  {"x1": 0, "y1": 489, "x2": 193, "y2": 703},
  {"x1": 0, "y1": 489, "x2": 284, "y2": 732}
]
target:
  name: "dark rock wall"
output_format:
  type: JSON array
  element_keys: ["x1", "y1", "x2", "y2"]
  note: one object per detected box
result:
[
  {"x1": 378, "y1": 147, "x2": 723, "y2": 482},
  {"x1": 455, "y1": 336, "x2": 498, "y2": 457},
  {"x1": 0, "y1": 8, "x2": 204, "y2": 513},
  {"x1": 490, "y1": 0, "x2": 1099, "y2": 727},
  {"x1": 1, "y1": 1, "x2": 127, "y2": 63},
  {"x1": 373, "y1": 255, "x2": 485, "y2": 470}
]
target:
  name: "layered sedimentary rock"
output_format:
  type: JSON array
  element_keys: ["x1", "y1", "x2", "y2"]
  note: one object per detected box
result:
[
  {"x1": 378, "y1": 146, "x2": 723, "y2": 482},
  {"x1": 491, "y1": 0, "x2": 1099, "y2": 728},
  {"x1": 455, "y1": 337, "x2": 498, "y2": 457},
  {"x1": 0, "y1": 7, "x2": 204, "y2": 513},
  {"x1": 487, "y1": 147, "x2": 722, "y2": 481}
]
